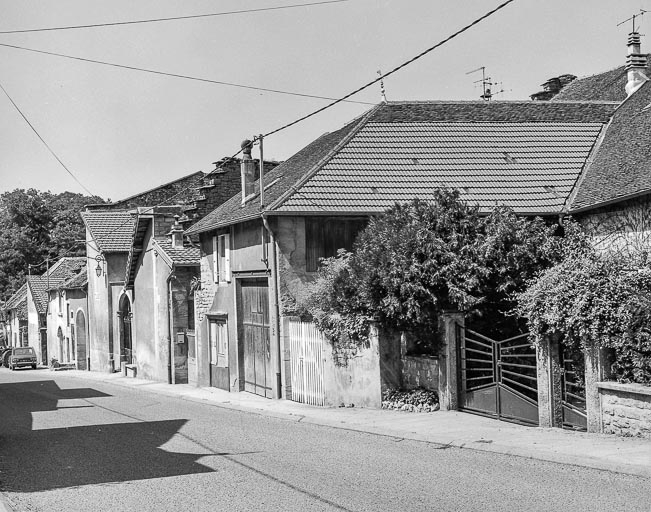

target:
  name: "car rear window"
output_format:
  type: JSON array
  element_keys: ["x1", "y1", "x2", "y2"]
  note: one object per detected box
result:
[{"x1": 14, "y1": 348, "x2": 34, "y2": 356}]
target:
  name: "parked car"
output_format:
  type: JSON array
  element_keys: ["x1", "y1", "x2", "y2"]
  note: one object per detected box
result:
[{"x1": 8, "y1": 347, "x2": 37, "y2": 370}]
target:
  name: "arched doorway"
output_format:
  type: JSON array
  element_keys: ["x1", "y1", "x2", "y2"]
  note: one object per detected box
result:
[
  {"x1": 76, "y1": 311, "x2": 88, "y2": 371},
  {"x1": 118, "y1": 295, "x2": 133, "y2": 365}
]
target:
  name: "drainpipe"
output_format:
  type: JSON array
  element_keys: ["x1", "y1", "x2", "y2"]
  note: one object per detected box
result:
[
  {"x1": 166, "y1": 268, "x2": 176, "y2": 385},
  {"x1": 262, "y1": 213, "x2": 282, "y2": 398}
]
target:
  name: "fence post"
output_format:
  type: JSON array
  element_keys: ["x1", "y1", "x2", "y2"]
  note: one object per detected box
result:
[
  {"x1": 536, "y1": 334, "x2": 563, "y2": 428},
  {"x1": 584, "y1": 344, "x2": 611, "y2": 433},
  {"x1": 438, "y1": 310, "x2": 463, "y2": 411}
]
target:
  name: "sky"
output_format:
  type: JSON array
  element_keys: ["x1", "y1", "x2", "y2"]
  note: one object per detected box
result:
[{"x1": 0, "y1": 0, "x2": 649, "y2": 202}]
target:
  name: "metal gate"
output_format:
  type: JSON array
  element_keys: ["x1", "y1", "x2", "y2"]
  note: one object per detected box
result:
[
  {"x1": 288, "y1": 320, "x2": 326, "y2": 406},
  {"x1": 459, "y1": 326, "x2": 539, "y2": 426},
  {"x1": 561, "y1": 346, "x2": 587, "y2": 430}
]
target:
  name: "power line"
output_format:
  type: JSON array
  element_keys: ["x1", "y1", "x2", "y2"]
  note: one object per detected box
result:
[
  {"x1": 0, "y1": 0, "x2": 349, "y2": 34},
  {"x1": 264, "y1": 0, "x2": 517, "y2": 138},
  {"x1": 0, "y1": 80, "x2": 96, "y2": 197},
  {"x1": 0, "y1": 43, "x2": 373, "y2": 106}
]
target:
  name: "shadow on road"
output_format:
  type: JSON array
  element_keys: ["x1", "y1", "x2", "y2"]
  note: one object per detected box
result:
[{"x1": 0, "y1": 380, "x2": 214, "y2": 492}]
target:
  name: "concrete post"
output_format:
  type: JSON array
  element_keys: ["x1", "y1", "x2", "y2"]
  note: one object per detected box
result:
[
  {"x1": 536, "y1": 334, "x2": 563, "y2": 428},
  {"x1": 584, "y1": 344, "x2": 611, "y2": 433},
  {"x1": 438, "y1": 310, "x2": 464, "y2": 411}
]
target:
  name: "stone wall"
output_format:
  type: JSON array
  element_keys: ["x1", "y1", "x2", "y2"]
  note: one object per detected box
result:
[
  {"x1": 578, "y1": 194, "x2": 651, "y2": 262},
  {"x1": 402, "y1": 356, "x2": 439, "y2": 391},
  {"x1": 598, "y1": 382, "x2": 651, "y2": 438}
]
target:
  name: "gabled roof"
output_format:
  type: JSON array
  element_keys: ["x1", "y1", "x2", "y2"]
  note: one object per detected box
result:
[
  {"x1": 4, "y1": 283, "x2": 28, "y2": 320},
  {"x1": 187, "y1": 100, "x2": 618, "y2": 233},
  {"x1": 570, "y1": 81, "x2": 651, "y2": 211},
  {"x1": 82, "y1": 210, "x2": 135, "y2": 253},
  {"x1": 85, "y1": 171, "x2": 204, "y2": 211},
  {"x1": 28, "y1": 257, "x2": 86, "y2": 313},
  {"x1": 60, "y1": 272, "x2": 88, "y2": 290},
  {"x1": 153, "y1": 239, "x2": 200, "y2": 267},
  {"x1": 552, "y1": 56, "x2": 651, "y2": 102},
  {"x1": 186, "y1": 115, "x2": 366, "y2": 235}
]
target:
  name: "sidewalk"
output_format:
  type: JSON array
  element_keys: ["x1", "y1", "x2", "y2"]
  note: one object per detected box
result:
[{"x1": 55, "y1": 369, "x2": 651, "y2": 479}]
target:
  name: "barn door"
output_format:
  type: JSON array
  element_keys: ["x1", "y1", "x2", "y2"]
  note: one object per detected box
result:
[{"x1": 240, "y1": 279, "x2": 273, "y2": 398}]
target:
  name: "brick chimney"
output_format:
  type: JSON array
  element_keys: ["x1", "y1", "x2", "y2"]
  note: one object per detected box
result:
[
  {"x1": 240, "y1": 139, "x2": 256, "y2": 204},
  {"x1": 168, "y1": 215, "x2": 184, "y2": 249},
  {"x1": 626, "y1": 31, "x2": 648, "y2": 96}
]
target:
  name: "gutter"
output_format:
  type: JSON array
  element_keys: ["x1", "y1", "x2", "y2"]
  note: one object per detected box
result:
[{"x1": 166, "y1": 268, "x2": 176, "y2": 385}]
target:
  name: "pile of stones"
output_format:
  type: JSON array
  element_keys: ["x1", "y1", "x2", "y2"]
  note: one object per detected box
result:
[{"x1": 381, "y1": 388, "x2": 440, "y2": 413}]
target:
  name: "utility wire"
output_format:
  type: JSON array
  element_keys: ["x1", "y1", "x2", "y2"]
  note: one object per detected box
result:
[
  {"x1": 264, "y1": 0, "x2": 516, "y2": 137},
  {"x1": 29, "y1": 146, "x2": 248, "y2": 270},
  {"x1": 0, "y1": 80, "x2": 96, "y2": 197},
  {"x1": 0, "y1": 43, "x2": 373, "y2": 105},
  {"x1": 0, "y1": 0, "x2": 349, "y2": 34}
]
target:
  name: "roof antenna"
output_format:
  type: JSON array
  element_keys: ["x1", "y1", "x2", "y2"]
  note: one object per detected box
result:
[
  {"x1": 466, "y1": 66, "x2": 492, "y2": 101},
  {"x1": 617, "y1": 9, "x2": 648, "y2": 32},
  {"x1": 377, "y1": 69, "x2": 387, "y2": 103}
]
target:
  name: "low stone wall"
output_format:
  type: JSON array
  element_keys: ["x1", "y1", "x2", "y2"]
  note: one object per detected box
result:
[
  {"x1": 402, "y1": 355, "x2": 439, "y2": 391},
  {"x1": 598, "y1": 382, "x2": 651, "y2": 438}
]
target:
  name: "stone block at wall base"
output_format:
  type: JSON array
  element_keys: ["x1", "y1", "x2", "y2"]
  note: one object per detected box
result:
[{"x1": 598, "y1": 382, "x2": 651, "y2": 439}]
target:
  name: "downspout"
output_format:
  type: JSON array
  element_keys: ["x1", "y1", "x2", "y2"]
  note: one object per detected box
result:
[
  {"x1": 262, "y1": 213, "x2": 282, "y2": 398},
  {"x1": 166, "y1": 267, "x2": 176, "y2": 385}
]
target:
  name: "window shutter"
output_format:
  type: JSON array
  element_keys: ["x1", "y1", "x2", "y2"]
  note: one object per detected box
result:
[
  {"x1": 224, "y1": 234, "x2": 231, "y2": 282},
  {"x1": 212, "y1": 235, "x2": 218, "y2": 284}
]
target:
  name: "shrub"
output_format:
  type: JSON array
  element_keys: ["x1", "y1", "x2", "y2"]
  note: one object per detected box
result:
[{"x1": 515, "y1": 252, "x2": 651, "y2": 384}]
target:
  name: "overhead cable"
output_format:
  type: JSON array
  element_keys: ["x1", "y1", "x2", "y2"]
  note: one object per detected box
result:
[
  {"x1": 0, "y1": 43, "x2": 373, "y2": 105},
  {"x1": 0, "y1": 0, "x2": 349, "y2": 34},
  {"x1": 263, "y1": 0, "x2": 516, "y2": 137},
  {"x1": 0, "y1": 80, "x2": 96, "y2": 197}
]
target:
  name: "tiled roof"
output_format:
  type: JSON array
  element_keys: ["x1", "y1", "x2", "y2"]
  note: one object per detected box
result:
[
  {"x1": 186, "y1": 101, "x2": 620, "y2": 230},
  {"x1": 82, "y1": 210, "x2": 135, "y2": 252},
  {"x1": 29, "y1": 257, "x2": 87, "y2": 313},
  {"x1": 4, "y1": 283, "x2": 27, "y2": 311},
  {"x1": 154, "y1": 239, "x2": 200, "y2": 266},
  {"x1": 61, "y1": 272, "x2": 88, "y2": 290},
  {"x1": 185, "y1": 115, "x2": 367, "y2": 234},
  {"x1": 571, "y1": 81, "x2": 651, "y2": 211},
  {"x1": 552, "y1": 57, "x2": 651, "y2": 102}
]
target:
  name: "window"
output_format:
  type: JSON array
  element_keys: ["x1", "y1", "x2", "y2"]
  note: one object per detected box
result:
[
  {"x1": 209, "y1": 318, "x2": 228, "y2": 367},
  {"x1": 66, "y1": 304, "x2": 70, "y2": 326},
  {"x1": 212, "y1": 233, "x2": 231, "y2": 284},
  {"x1": 305, "y1": 217, "x2": 367, "y2": 272}
]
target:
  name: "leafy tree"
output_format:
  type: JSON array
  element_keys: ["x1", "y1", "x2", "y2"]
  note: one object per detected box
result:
[
  {"x1": 297, "y1": 190, "x2": 567, "y2": 352},
  {"x1": 0, "y1": 189, "x2": 104, "y2": 300}
]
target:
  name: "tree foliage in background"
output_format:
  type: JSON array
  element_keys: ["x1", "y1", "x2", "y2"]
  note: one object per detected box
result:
[
  {"x1": 0, "y1": 189, "x2": 104, "y2": 300},
  {"x1": 297, "y1": 190, "x2": 568, "y2": 353}
]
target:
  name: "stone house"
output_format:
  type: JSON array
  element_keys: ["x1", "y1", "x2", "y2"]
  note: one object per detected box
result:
[
  {"x1": 184, "y1": 98, "x2": 618, "y2": 404},
  {"x1": 46, "y1": 267, "x2": 89, "y2": 369},
  {"x1": 122, "y1": 207, "x2": 200, "y2": 383},
  {"x1": 3, "y1": 283, "x2": 28, "y2": 348}
]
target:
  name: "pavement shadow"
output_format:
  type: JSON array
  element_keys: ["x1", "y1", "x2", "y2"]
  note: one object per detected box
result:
[{"x1": 0, "y1": 380, "x2": 214, "y2": 492}]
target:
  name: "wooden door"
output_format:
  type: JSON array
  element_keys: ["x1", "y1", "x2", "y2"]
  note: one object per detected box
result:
[{"x1": 240, "y1": 279, "x2": 272, "y2": 398}]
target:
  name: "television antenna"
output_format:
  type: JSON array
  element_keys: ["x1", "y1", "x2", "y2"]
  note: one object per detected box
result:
[
  {"x1": 466, "y1": 66, "x2": 505, "y2": 101},
  {"x1": 617, "y1": 9, "x2": 648, "y2": 32}
]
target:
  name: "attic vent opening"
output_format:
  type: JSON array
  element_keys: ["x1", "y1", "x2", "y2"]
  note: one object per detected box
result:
[{"x1": 503, "y1": 152, "x2": 518, "y2": 164}]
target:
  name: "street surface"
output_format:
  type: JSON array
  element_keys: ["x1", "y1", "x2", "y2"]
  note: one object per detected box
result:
[{"x1": 0, "y1": 368, "x2": 649, "y2": 512}]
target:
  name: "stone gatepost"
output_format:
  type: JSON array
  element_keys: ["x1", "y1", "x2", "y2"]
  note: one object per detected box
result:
[
  {"x1": 438, "y1": 310, "x2": 463, "y2": 411},
  {"x1": 536, "y1": 334, "x2": 563, "y2": 428},
  {"x1": 584, "y1": 345, "x2": 612, "y2": 433}
]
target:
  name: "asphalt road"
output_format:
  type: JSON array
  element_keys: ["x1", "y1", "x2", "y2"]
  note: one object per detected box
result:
[{"x1": 0, "y1": 368, "x2": 649, "y2": 512}]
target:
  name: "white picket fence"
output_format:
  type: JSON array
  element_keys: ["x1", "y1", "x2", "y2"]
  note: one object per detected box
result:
[{"x1": 288, "y1": 319, "x2": 326, "y2": 406}]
